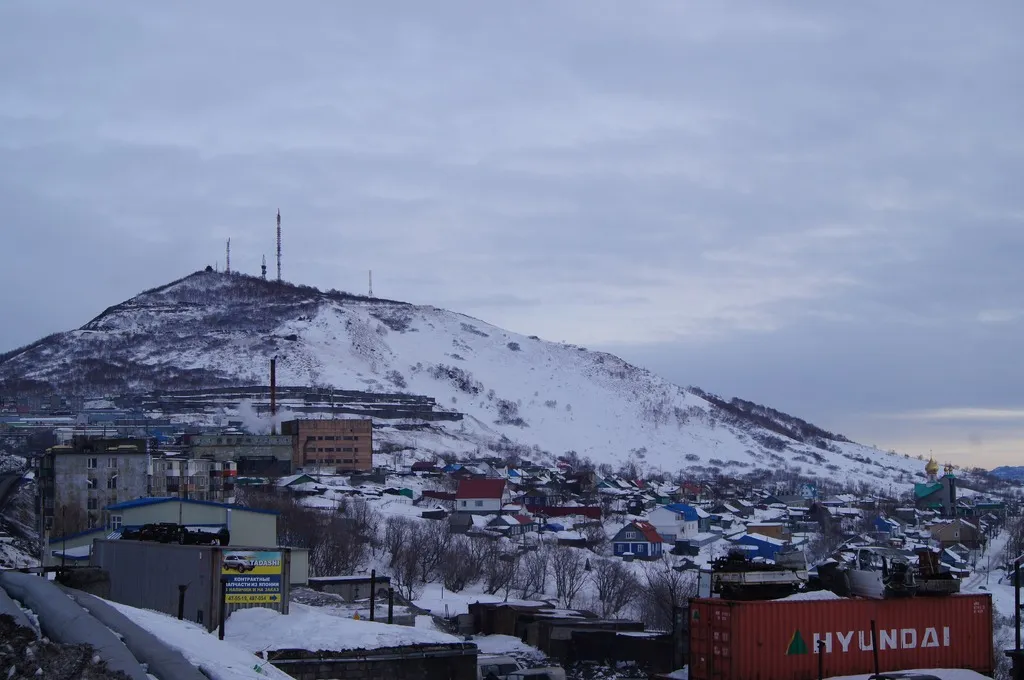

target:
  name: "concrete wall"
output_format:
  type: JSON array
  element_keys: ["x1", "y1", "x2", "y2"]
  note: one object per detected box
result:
[
  {"x1": 227, "y1": 508, "x2": 277, "y2": 546},
  {"x1": 92, "y1": 540, "x2": 220, "y2": 628},
  {"x1": 290, "y1": 548, "x2": 309, "y2": 586}
]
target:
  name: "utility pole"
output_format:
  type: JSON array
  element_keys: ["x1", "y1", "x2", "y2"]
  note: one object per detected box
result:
[
  {"x1": 368, "y1": 270, "x2": 373, "y2": 297},
  {"x1": 261, "y1": 255, "x2": 267, "y2": 280}
]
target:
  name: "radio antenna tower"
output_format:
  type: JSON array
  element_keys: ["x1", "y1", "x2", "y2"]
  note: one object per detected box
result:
[
  {"x1": 261, "y1": 255, "x2": 267, "y2": 280},
  {"x1": 276, "y1": 209, "x2": 282, "y2": 282},
  {"x1": 225, "y1": 238, "x2": 231, "y2": 274},
  {"x1": 368, "y1": 270, "x2": 373, "y2": 297}
]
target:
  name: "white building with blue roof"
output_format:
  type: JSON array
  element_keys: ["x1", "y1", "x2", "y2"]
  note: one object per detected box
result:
[{"x1": 648, "y1": 503, "x2": 701, "y2": 543}]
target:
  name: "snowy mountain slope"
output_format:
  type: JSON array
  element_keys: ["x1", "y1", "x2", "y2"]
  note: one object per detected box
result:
[{"x1": 0, "y1": 271, "x2": 929, "y2": 488}]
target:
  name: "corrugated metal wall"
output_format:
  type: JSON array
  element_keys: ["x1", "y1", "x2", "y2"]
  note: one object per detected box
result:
[
  {"x1": 92, "y1": 540, "x2": 290, "y2": 632},
  {"x1": 690, "y1": 595, "x2": 994, "y2": 680}
]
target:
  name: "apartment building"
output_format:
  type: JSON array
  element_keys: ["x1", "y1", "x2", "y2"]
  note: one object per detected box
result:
[
  {"x1": 187, "y1": 433, "x2": 292, "y2": 475},
  {"x1": 36, "y1": 437, "x2": 149, "y2": 535},
  {"x1": 148, "y1": 455, "x2": 236, "y2": 502},
  {"x1": 280, "y1": 418, "x2": 373, "y2": 472}
]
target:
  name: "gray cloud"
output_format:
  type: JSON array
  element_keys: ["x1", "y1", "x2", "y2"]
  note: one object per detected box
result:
[{"x1": 1, "y1": 1, "x2": 1021, "y2": 465}]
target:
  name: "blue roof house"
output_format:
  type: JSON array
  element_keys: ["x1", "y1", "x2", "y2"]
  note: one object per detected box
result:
[{"x1": 734, "y1": 533, "x2": 786, "y2": 561}]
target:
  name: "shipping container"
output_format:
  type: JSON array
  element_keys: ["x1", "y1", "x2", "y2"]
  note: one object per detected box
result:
[{"x1": 689, "y1": 595, "x2": 993, "y2": 680}]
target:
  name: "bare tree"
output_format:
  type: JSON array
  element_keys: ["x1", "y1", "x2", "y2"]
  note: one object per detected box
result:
[
  {"x1": 515, "y1": 545, "x2": 551, "y2": 600},
  {"x1": 580, "y1": 522, "x2": 609, "y2": 554},
  {"x1": 413, "y1": 520, "x2": 451, "y2": 584},
  {"x1": 442, "y1": 535, "x2": 480, "y2": 592},
  {"x1": 637, "y1": 555, "x2": 696, "y2": 631},
  {"x1": 482, "y1": 542, "x2": 520, "y2": 596},
  {"x1": 551, "y1": 545, "x2": 589, "y2": 608},
  {"x1": 590, "y1": 558, "x2": 639, "y2": 618}
]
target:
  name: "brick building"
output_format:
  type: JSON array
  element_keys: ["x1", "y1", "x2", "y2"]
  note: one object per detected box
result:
[{"x1": 281, "y1": 418, "x2": 373, "y2": 472}]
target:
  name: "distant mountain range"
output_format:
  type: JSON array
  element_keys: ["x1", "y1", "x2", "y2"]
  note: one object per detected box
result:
[
  {"x1": 989, "y1": 467, "x2": 1024, "y2": 482},
  {"x1": 0, "y1": 271, "x2": 948, "y2": 489}
]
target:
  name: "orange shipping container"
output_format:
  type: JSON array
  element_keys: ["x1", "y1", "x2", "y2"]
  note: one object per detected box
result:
[{"x1": 689, "y1": 595, "x2": 994, "y2": 680}]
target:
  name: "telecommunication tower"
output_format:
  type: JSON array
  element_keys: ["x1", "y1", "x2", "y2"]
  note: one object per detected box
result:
[
  {"x1": 261, "y1": 255, "x2": 267, "y2": 280},
  {"x1": 368, "y1": 270, "x2": 373, "y2": 297},
  {"x1": 276, "y1": 210, "x2": 282, "y2": 282},
  {"x1": 225, "y1": 238, "x2": 231, "y2": 274}
]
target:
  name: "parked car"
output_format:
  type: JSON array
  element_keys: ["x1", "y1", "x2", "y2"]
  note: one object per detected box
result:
[
  {"x1": 506, "y1": 668, "x2": 566, "y2": 680},
  {"x1": 478, "y1": 655, "x2": 522, "y2": 680}
]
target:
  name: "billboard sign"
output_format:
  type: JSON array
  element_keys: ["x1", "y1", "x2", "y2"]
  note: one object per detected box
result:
[{"x1": 221, "y1": 550, "x2": 283, "y2": 604}]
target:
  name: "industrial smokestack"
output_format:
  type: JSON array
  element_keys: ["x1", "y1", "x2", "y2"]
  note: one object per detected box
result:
[{"x1": 270, "y1": 356, "x2": 277, "y2": 435}]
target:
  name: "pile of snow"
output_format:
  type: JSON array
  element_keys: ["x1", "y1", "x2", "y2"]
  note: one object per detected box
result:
[
  {"x1": 105, "y1": 600, "x2": 295, "y2": 680},
  {"x1": 776, "y1": 590, "x2": 843, "y2": 602},
  {"x1": 474, "y1": 634, "x2": 546, "y2": 662},
  {"x1": 225, "y1": 603, "x2": 462, "y2": 653}
]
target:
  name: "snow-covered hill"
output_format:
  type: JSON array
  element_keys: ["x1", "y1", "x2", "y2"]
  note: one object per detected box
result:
[{"x1": 0, "y1": 271, "x2": 929, "y2": 488}]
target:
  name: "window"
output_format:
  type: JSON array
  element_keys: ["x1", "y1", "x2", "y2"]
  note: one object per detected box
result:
[
  {"x1": 107, "y1": 457, "x2": 118, "y2": 469},
  {"x1": 107, "y1": 475, "x2": 118, "y2": 490},
  {"x1": 624, "y1": 531, "x2": 637, "y2": 540},
  {"x1": 87, "y1": 498, "x2": 98, "y2": 510},
  {"x1": 87, "y1": 477, "x2": 98, "y2": 489},
  {"x1": 460, "y1": 500, "x2": 467, "y2": 507},
  {"x1": 86, "y1": 457, "x2": 98, "y2": 469},
  {"x1": 475, "y1": 500, "x2": 484, "y2": 507},
  {"x1": 110, "y1": 515, "x2": 122, "y2": 530}
]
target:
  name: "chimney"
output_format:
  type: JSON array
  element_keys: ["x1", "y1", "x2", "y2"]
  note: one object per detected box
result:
[{"x1": 270, "y1": 357, "x2": 277, "y2": 435}]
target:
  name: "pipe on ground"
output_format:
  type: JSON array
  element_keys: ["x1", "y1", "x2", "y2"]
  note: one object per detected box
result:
[
  {"x1": 0, "y1": 585, "x2": 34, "y2": 631},
  {"x1": 61, "y1": 587, "x2": 207, "y2": 680},
  {"x1": 0, "y1": 571, "x2": 149, "y2": 680}
]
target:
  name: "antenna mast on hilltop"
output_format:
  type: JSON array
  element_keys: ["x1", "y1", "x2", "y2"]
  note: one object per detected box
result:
[
  {"x1": 276, "y1": 210, "x2": 282, "y2": 282},
  {"x1": 368, "y1": 270, "x2": 373, "y2": 297},
  {"x1": 261, "y1": 255, "x2": 267, "y2": 280},
  {"x1": 225, "y1": 238, "x2": 231, "y2": 274}
]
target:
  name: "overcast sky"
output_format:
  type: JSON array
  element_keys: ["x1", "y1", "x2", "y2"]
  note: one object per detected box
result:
[{"x1": 1, "y1": 2, "x2": 1021, "y2": 467}]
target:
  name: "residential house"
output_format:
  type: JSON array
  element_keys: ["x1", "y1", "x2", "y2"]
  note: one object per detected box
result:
[
  {"x1": 611, "y1": 521, "x2": 664, "y2": 560},
  {"x1": 455, "y1": 478, "x2": 506, "y2": 514},
  {"x1": 487, "y1": 514, "x2": 537, "y2": 537},
  {"x1": 734, "y1": 532, "x2": 786, "y2": 561},
  {"x1": 872, "y1": 515, "x2": 904, "y2": 538},
  {"x1": 928, "y1": 518, "x2": 983, "y2": 550},
  {"x1": 745, "y1": 522, "x2": 789, "y2": 541},
  {"x1": 276, "y1": 473, "x2": 325, "y2": 496},
  {"x1": 648, "y1": 503, "x2": 700, "y2": 543}
]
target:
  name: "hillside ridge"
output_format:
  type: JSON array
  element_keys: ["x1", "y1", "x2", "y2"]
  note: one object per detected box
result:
[{"x1": 0, "y1": 270, "x2": 932, "y2": 489}]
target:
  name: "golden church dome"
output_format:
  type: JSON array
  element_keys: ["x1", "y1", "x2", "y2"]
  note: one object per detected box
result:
[{"x1": 925, "y1": 457, "x2": 939, "y2": 476}]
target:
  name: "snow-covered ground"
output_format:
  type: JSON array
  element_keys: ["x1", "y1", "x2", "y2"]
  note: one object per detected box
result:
[
  {"x1": 225, "y1": 602, "x2": 462, "y2": 653},
  {"x1": 414, "y1": 582, "x2": 548, "y2": 617},
  {"x1": 106, "y1": 599, "x2": 296, "y2": 680}
]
